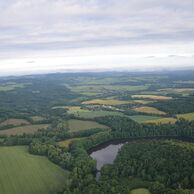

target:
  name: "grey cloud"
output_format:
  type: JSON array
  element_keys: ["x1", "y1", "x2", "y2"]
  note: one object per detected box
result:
[{"x1": 0, "y1": 0, "x2": 194, "y2": 60}]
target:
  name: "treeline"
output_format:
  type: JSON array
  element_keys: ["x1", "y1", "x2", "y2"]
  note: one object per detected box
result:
[
  {"x1": 1, "y1": 114, "x2": 194, "y2": 193},
  {"x1": 29, "y1": 139, "x2": 73, "y2": 170},
  {"x1": 62, "y1": 116, "x2": 194, "y2": 193},
  {"x1": 100, "y1": 140, "x2": 194, "y2": 193},
  {"x1": 150, "y1": 96, "x2": 194, "y2": 114},
  {"x1": 0, "y1": 126, "x2": 107, "y2": 146},
  {"x1": 62, "y1": 129, "x2": 194, "y2": 193},
  {"x1": 29, "y1": 131, "x2": 113, "y2": 193},
  {"x1": 95, "y1": 116, "x2": 194, "y2": 137}
]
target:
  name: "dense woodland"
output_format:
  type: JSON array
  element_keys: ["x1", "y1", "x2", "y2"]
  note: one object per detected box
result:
[{"x1": 151, "y1": 96, "x2": 194, "y2": 114}]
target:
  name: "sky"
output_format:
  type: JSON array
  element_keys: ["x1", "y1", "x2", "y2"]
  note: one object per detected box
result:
[{"x1": 0, "y1": 0, "x2": 194, "y2": 75}]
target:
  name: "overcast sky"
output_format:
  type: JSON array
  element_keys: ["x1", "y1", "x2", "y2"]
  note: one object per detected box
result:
[{"x1": 0, "y1": 0, "x2": 194, "y2": 75}]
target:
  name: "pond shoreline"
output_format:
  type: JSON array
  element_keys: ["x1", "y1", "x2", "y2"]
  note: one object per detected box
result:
[
  {"x1": 88, "y1": 136, "x2": 194, "y2": 154},
  {"x1": 87, "y1": 136, "x2": 194, "y2": 155},
  {"x1": 88, "y1": 136, "x2": 194, "y2": 180}
]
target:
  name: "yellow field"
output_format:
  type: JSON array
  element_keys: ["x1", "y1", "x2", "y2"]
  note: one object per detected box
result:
[
  {"x1": 0, "y1": 119, "x2": 30, "y2": 127},
  {"x1": 133, "y1": 100, "x2": 153, "y2": 104},
  {"x1": 82, "y1": 99, "x2": 131, "y2": 105},
  {"x1": 0, "y1": 124, "x2": 50, "y2": 135},
  {"x1": 176, "y1": 112, "x2": 194, "y2": 121},
  {"x1": 52, "y1": 106, "x2": 81, "y2": 110},
  {"x1": 30, "y1": 116, "x2": 45, "y2": 121},
  {"x1": 134, "y1": 106, "x2": 166, "y2": 115},
  {"x1": 59, "y1": 138, "x2": 82, "y2": 147},
  {"x1": 68, "y1": 119, "x2": 108, "y2": 132},
  {"x1": 132, "y1": 95, "x2": 172, "y2": 100},
  {"x1": 159, "y1": 88, "x2": 194, "y2": 92},
  {"x1": 142, "y1": 117, "x2": 177, "y2": 124},
  {"x1": 130, "y1": 188, "x2": 151, "y2": 194}
]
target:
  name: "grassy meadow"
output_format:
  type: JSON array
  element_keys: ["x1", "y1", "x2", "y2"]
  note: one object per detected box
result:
[
  {"x1": 52, "y1": 106, "x2": 81, "y2": 110},
  {"x1": 159, "y1": 88, "x2": 194, "y2": 92},
  {"x1": 0, "y1": 83, "x2": 26, "y2": 91},
  {"x1": 0, "y1": 119, "x2": 30, "y2": 127},
  {"x1": 128, "y1": 115, "x2": 163, "y2": 122},
  {"x1": 68, "y1": 84, "x2": 149, "y2": 94},
  {"x1": 68, "y1": 119, "x2": 108, "y2": 132},
  {"x1": 59, "y1": 138, "x2": 82, "y2": 147},
  {"x1": 130, "y1": 188, "x2": 151, "y2": 194},
  {"x1": 133, "y1": 106, "x2": 166, "y2": 115},
  {"x1": 142, "y1": 117, "x2": 177, "y2": 124},
  {"x1": 132, "y1": 95, "x2": 172, "y2": 100},
  {"x1": 0, "y1": 146, "x2": 69, "y2": 194},
  {"x1": 30, "y1": 116, "x2": 45, "y2": 122},
  {"x1": 69, "y1": 109, "x2": 126, "y2": 118},
  {"x1": 82, "y1": 99, "x2": 131, "y2": 105},
  {"x1": 133, "y1": 100, "x2": 153, "y2": 104},
  {"x1": 0, "y1": 124, "x2": 50, "y2": 135},
  {"x1": 176, "y1": 112, "x2": 194, "y2": 121}
]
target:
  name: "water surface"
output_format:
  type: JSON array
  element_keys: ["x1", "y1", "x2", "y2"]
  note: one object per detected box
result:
[
  {"x1": 89, "y1": 136, "x2": 194, "y2": 180},
  {"x1": 90, "y1": 143, "x2": 124, "y2": 179}
]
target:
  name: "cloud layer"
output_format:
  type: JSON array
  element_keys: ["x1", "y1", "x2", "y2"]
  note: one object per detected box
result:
[{"x1": 0, "y1": 0, "x2": 194, "y2": 75}]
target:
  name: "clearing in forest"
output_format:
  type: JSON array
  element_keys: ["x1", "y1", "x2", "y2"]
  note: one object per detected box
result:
[
  {"x1": 0, "y1": 124, "x2": 50, "y2": 135},
  {"x1": 52, "y1": 106, "x2": 81, "y2": 110},
  {"x1": 142, "y1": 117, "x2": 177, "y2": 124},
  {"x1": 0, "y1": 146, "x2": 69, "y2": 194},
  {"x1": 133, "y1": 106, "x2": 166, "y2": 115},
  {"x1": 0, "y1": 83, "x2": 26, "y2": 91},
  {"x1": 0, "y1": 119, "x2": 30, "y2": 127},
  {"x1": 68, "y1": 119, "x2": 108, "y2": 132},
  {"x1": 68, "y1": 109, "x2": 126, "y2": 118},
  {"x1": 133, "y1": 100, "x2": 153, "y2": 104},
  {"x1": 30, "y1": 116, "x2": 45, "y2": 121},
  {"x1": 82, "y1": 99, "x2": 131, "y2": 105},
  {"x1": 159, "y1": 88, "x2": 194, "y2": 92},
  {"x1": 130, "y1": 188, "x2": 151, "y2": 194},
  {"x1": 59, "y1": 138, "x2": 82, "y2": 147},
  {"x1": 128, "y1": 115, "x2": 163, "y2": 122},
  {"x1": 176, "y1": 112, "x2": 194, "y2": 121},
  {"x1": 132, "y1": 95, "x2": 172, "y2": 100}
]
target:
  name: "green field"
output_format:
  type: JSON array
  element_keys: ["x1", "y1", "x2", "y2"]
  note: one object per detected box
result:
[
  {"x1": 30, "y1": 116, "x2": 45, "y2": 122},
  {"x1": 130, "y1": 188, "x2": 151, "y2": 194},
  {"x1": 132, "y1": 95, "x2": 172, "y2": 100},
  {"x1": 68, "y1": 109, "x2": 126, "y2": 118},
  {"x1": 68, "y1": 84, "x2": 149, "y2": 94},
  {"x1": 0, "y1": 146, "x2": 69, "y2": 194},
  {"x1": 142, "y1": 117, "x2": 177, "y2": 124},
  {"x1": 128, "y1": 115, "x2": 163, "y2": 122},
  {"x1": 0, "y1": 124, "x2": 50, "y2": 135},
  {"x1": 68, "y1": 119, "x2": 109, "y2": 132},
  {"x1": 52, "y1": 106, "x2": 81, "y2": 110},
  {"x1": 0, "y1": 84, "x2": 26, "y2": 91},
  {"x1": 133, "y1": 106, "x2": 166, "y2": 115},
  {"x1": 0, "y1": 118, "x2": 30, "y2": 127},
  {"x1": 68, "y1": 109, "x2": 163, "y2": 122}
]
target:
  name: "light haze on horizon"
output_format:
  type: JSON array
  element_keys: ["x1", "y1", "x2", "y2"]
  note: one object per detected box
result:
[{"x1": 0, "y1": 0, "x2": 194, "y2": 75}]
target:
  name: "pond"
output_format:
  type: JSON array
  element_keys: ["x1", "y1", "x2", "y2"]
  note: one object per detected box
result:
[
  {"x1": 89, "y1": 136, "x2": 194, "y2": 180},
  {"x1": 90, "y1": 143, "x2": 123, "y2": 180}
]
